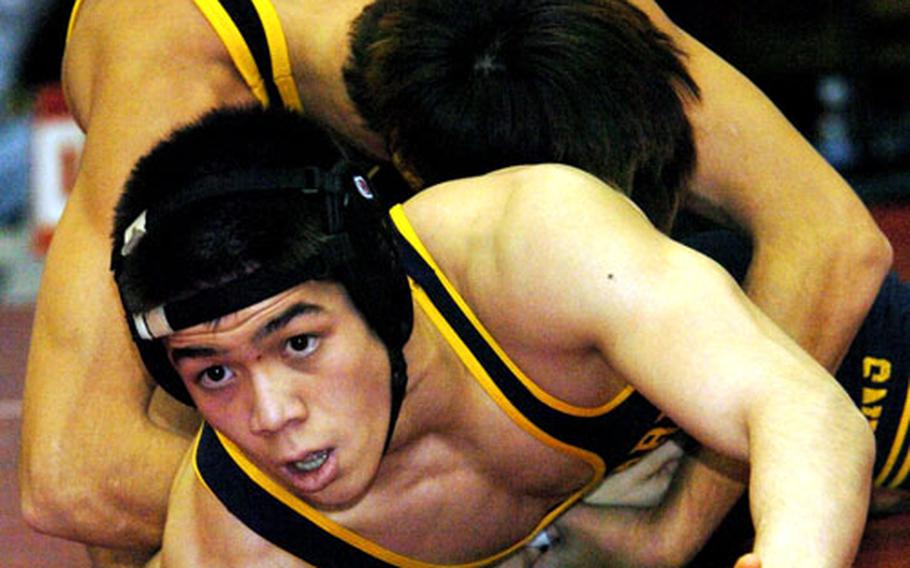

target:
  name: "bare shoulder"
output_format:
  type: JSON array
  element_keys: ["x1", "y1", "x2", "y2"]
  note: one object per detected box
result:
[
  {"x1": 495, "y1": 163, "x2": 646, "y2": 226},
  {"x1": 404, "y1": 164, "x2": 663, "y2": 341},
  {"x1": 465, "y1": 165, "x2": 659, "y2": 277},
  {"x1": 401, "y1": 165, "x2": 613, "y2": 268},
  {"x1": 407, "y1": 164, "x2": 635, "y2": 230},
  {"x1": 64, "y1": 0, "x2": 250, "y2": 129},
  {"x1": 63, "y1": 0, "x2": 255, "y2": 216},
  {"x1": 403, "y1": 163, "x2": 652, "y2": 278},
  {"x1": 66, "y1": 0, "x2": 223, "y2": 65}
]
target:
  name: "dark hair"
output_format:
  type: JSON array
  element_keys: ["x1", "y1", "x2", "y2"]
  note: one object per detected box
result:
[
  {"x1": 345, "y1": 0, "x2": 699, "y2": 231},
  {"x1": 111, "y1": 105, "x2": 413, "y2": 407}
]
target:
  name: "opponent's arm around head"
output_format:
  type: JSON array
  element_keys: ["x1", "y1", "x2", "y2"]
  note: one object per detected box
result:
[
  {"x1": 632, "y1": 0, "x2": 892, "y2": 372},
  {"x1": 19, "y1": 0, "x2": 255, "y2": 550}
]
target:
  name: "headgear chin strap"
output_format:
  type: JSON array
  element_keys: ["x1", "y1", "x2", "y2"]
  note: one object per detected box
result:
[{"x1": 111, "y1": 161, "x2": 412, "y2": 453}]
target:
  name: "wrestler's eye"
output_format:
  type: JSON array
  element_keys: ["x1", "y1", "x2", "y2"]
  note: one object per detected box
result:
[
  {"x1": 197, "y1": 365, "x2": 235, "y2": 389},
  {"x1": 285, "y1": 334, "x2": 319, "y2": 358}
]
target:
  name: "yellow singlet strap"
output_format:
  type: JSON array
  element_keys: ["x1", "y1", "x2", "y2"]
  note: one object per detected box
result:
[
  {"x1": 388, "y1": 204, "x2": 634, "y2": 418},
  {"x1": 69, "y1": 0, "x2": 302, "y2": 111},
  {"x1": 196, "y1": 426, "x2": 560, "y2": 567},
  {"x1": 193, "y1": 0, "x2": 271, "y2": 107},
  {"x1": 250, "y1": 0, "x2": 303, "y2": 111},
  {"x1": 66, "y1": 0, "x2": 86, "y2": 44}
]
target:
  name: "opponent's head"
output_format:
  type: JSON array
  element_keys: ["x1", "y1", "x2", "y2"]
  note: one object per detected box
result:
[
  {"x1": 110, "y1": 107, "x2": 413, "y2": 443},
  {"x1": 345, "y1": 0, "x2": 699, "y2": 231}
]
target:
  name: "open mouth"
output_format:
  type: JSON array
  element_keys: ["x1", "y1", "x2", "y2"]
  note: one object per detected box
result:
[
  {"x1": 282, "y1": 448, "x2": 339, "y2": 494},
  {"x1": 292, "y1": 449, "x2": 331, "y2": 473}
]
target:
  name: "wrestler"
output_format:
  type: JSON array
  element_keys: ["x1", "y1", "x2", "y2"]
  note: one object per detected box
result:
[
  {"x1": 20, "y1": 0, "x2": 889, "y2": 565},
  {"x1": 112, "y1": 105, "x2": 871, "y2": 568},
  {"x1": 343, "y1": 3, "x2": 895, "y2": 562}
]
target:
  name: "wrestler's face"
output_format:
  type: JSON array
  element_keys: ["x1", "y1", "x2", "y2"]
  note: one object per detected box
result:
[{"x1": 165, "y1": 281, "x2": 392, "y2": 509}]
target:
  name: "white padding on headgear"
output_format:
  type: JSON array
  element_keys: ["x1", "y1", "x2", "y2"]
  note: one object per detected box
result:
[
  {"x1": 133, "y1": 305, "x2": 174, "y2": 340},
  {"x1": 121, "y1": 210, "x2": 148, "y2": 256}
]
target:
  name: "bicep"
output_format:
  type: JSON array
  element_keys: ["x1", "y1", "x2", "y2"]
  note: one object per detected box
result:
[
  {"x1": 590, "y1": 240, "x2": 835, "y2": 459},
  {"x1": 496, "y1": 172, "x2": 834, "y2": 459}
]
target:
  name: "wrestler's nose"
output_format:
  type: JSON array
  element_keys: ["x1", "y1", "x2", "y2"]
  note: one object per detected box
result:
[{"x1": 248, "y1": 364, "x2": 308, "y2": 435}]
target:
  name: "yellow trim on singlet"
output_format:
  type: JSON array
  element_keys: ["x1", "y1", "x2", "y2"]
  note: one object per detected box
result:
[
  {"x1": 67, "y1": 0, "x2": 302, "y2": 110},
  {"x1": 876, "y1": 384, "x2": 910, "y2": 487},
  {"x1": 389, "y1": 204, "x2": 636, "y2": 418},
  {"x1": 192, "y1": 427, "x2": 576, "y2": 567},
  {"x1": 188, "y1": 204, "x2": 635, "y2": 565},
  {"x1": 66, "y1": 0, "x2": 86, "y2": 43},
  {"x1": 404, "y1": 277, "x2": 607, "y2": 480},
  {"x1": 192, "y1": 0, "x2": 271, "y2": 106},
  {"x1": 249, "y1": 0, "x2": 303, "y2": 111}
]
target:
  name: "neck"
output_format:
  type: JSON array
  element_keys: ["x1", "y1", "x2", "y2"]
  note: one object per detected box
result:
[{"x1": 385, "y1": 305, "x2": 467, "y2": 454}]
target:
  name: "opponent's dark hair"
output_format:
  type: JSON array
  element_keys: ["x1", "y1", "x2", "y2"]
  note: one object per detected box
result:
[
  {"x1": 111, "y1": 106, "x2": 413, "y2": 410},
  {"x1": 345, "y1": 0, "x2": 699, "y2": 231}
]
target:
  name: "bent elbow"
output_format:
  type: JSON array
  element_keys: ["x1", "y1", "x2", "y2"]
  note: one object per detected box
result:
[
  {"x1": 19, "y1": 464, "x2": 87, "y2": 540},
  {"x1": 20, "y1": 483, "x2": 62, "y2": 537},
  {"x1": 851, "y1": 404, "x2": 877, "y2": 477},
  {"x1": 830, "y1": 219, "x2": 893, "y2": 315},
  {"x1": 19, "y1": 447, "x2": 119, "y2": 543},
  {"x1": 828, "y1": 388, "x2": 877, "y2": 486},
  {"x1": 856, "y1": 222, "x2": 894, "y2": 283},
  {"x1": 828, "y1": 208, "x2": 893, "y2": 282}
]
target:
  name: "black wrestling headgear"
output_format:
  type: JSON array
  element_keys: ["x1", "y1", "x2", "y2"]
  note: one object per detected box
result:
[{"x1": 110, "y1": 106, "x2": 413, "y2": 451}]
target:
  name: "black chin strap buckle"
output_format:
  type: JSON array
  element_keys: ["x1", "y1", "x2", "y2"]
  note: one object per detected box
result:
[{"x1": 382, "y1": 349, "x2": 408, "y2": 454}]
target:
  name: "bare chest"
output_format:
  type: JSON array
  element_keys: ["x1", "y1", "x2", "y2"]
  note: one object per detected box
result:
[{"x1": 333, "y1": 392, "x2": 597, "y2": 563}]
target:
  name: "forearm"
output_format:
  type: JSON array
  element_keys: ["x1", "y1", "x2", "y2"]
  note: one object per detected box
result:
[
  {"x1": 642, "y1": 448, "x2": 748, "y2": 566},
  {"x1": 544, "y1": 448, "x2": 747, "y2": 568},
  {"x1": 664, "y1": 18, "x2": 892, "y2": 370},
  {"x1": 21, "y1": 369, "x2": 192, "y2": 548},
  {"x1": 747, "y1": 386, "x2": 873, "y2": 567},
  {"x1": 742, "y1": 218, "x2": 891, "y2": 372},
  {"x1": 19, "y1": 203, "x2": 194, "y2": 548}
]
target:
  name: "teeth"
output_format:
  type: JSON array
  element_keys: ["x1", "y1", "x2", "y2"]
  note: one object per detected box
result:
[{"x1": 293, "y1": 450, "x2": 329, "y2": 472}]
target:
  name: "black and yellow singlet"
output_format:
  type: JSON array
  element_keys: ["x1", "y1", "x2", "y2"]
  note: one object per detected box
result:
[
  {"x1": 68, "y1": 0, "x2": 303, "y2": 111},
  {"x1": 837, "y1": 271, "x2": 910, "y2": 489},
  {"x1": 190, "y1": 205, "x2": 678, "y2": 567}
]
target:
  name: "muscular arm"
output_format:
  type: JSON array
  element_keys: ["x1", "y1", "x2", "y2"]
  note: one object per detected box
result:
[
  {"x1": 535, "y1": 3, "x2": 891, "y2": 564},
  {"x1": 18, "y1": 0, "x2": 253, "y2": 548},
  {"x1": 530, "y1": 448, "x2": 747, "y2": 568},
  {"x1": 499, "y1": 168, "x2": 873, "y2": 567},
  {"x1": 634, "y1": 0, "x2": 892, "y2": 373}
]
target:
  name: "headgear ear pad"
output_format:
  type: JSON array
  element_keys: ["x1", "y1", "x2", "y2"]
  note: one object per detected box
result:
[{"x1": 110, "y1": 160, "x2": 413, "y2": 408}]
